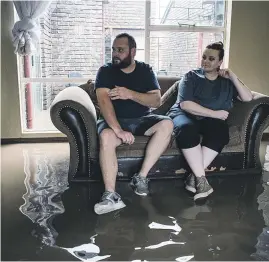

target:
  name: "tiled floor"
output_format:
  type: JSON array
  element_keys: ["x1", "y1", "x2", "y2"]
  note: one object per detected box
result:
[{"x1": 1, "y1": 141, "x2": 269, "y2": 261}]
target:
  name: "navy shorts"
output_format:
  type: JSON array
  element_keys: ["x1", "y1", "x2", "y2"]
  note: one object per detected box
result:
[{"x1": 97, "y1": 114, "x2": 171, "y2": 136}]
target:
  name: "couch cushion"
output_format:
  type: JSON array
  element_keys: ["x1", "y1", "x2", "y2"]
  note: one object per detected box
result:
[
  {"x1": 157, "y1": 76, "x2": 180, "y2": 95},
  {"x1": 116, "y1": 136, "x2": 179, "y2": 158},
  {"x1": 116, "y1": 123, "x2": 243, "y2": 158},
  {"x1": 79, "y1": 80, "x2": 100, "y2": 117}
]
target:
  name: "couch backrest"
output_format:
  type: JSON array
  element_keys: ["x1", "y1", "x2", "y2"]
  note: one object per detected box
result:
[{"x1": 158, "y1": 76, "x2": 180, "y2": 95}]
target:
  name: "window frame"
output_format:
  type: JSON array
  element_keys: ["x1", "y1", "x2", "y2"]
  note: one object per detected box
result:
[
  {"x1": 144, "y1": 0, "x2": 230, "y2": 65},
  {"x1": 18, "y1": 0, "x2": 232, "y2": 135}
]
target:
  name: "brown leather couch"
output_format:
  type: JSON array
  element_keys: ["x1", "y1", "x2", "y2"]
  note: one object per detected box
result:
[{"x1": 50, "y1": 77, "x2": 269, "y2": 182}]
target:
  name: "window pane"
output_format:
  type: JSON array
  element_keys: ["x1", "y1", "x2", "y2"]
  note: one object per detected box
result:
[
  {"x1": 151, "y1": 0, "x2": 225, "y2": 27},
  {"x1": 24, "y1": 0, "x2": 146, "y2": 80},
  {"x1": 19, "y1": 0, "x2": 146, "y2": 131},
  {"x1": 106, "y1": 28, "x2": 145, "y2": 64},
  {"x1": 150, "y1": 31, "x2": 223, "y2": 77},
  {"x1": 20, "y1": 82, "x2": 93, "y2": 132}
]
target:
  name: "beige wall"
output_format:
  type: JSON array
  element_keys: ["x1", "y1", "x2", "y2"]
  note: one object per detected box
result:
[
  {"x1": 229, "y1": 1, "x2": 269, "y2": 95},
  {"x1": 1, "y1": 1, "x2": 269, "y2": 138}
]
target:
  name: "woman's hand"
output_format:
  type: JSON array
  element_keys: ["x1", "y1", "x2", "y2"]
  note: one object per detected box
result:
[
  {"x1": 212, "y1": 110, "x2": 229, "y2": 120},
  {"x1": 218, "y1": 68, "x2": 236, "y2": 80},
  {"x1": 219, "y1": 69, "x2": 253, "y2": 102}
]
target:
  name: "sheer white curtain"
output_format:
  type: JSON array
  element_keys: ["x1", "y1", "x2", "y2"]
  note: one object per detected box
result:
[{"x1": 12, "y1": 1, "x2": 51, "y2": 56}]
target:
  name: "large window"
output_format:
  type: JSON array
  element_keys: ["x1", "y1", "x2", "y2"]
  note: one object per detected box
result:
[{"x1": 18, "y1": 0, "x2": 228, "y2": 132}]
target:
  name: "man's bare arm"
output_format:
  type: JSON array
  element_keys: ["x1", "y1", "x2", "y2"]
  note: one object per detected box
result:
[
  {"x1": 96, "y1": 88, "x2": 122, "y2": 133},
  {"x1": 109, "y1": 87, "x2": 161, "y2": 108},
  {"x1": 129, "y1": 90, "x2": 161, "y2": 108}
]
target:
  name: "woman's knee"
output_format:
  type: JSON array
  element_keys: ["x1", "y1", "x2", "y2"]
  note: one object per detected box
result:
[
  {"x1": 175, "y1": 123, "x2": 200, "y2": 148},
  {"x1": 202, "y1": 131, "x2": 230, "y2": 153}
]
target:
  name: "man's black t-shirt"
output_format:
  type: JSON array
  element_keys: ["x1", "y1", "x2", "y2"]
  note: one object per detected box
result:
[{"x1": 94, "y1": 61, "x2": 160, "y2": 118}]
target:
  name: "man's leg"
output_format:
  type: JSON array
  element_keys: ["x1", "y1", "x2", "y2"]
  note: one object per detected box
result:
[
  {"x1": 94, "y1": 124, "x2": 125, "y2": 215},
  {"x1": 130, "y1": 116, "x2": 173, "y2": 196},
  {"x1": 99, "y1": 128, "x2": 122, "y2": 192},
  {"x1": 139, "y1": 118, "x2": 174, "y2": 177}
]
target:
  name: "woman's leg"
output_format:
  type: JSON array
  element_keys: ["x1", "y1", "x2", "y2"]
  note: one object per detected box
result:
[
  {"x1": 172, "y1": 114, "x2": 205, "y2": 177},
  {"x1": 172, "y1": 114, "x2": 214, "y2": 199},
  {"x1": 190, "y1": 118, "x2": 229, "y2": 200},
  {"x1": 200, "y1": 118, "x2": 230, "y2": 169}
]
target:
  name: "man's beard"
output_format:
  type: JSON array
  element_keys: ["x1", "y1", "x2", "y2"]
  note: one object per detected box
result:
[{"x1": 112, "y1": 53, "x2": 132, "y2": 69}]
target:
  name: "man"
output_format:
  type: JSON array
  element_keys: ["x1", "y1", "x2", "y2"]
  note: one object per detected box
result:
[{"x1": 94, "y1": 33, "x2": 173, "y2": 215}]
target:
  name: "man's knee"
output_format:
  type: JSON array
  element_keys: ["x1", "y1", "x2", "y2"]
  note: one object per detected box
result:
[
  {"x1": 144, "y1": 118, "x2": 173, "y2": 136},
  {"x1": 99, "y1": 129, "x2": 118, "y2": 148},
  {"x1": 158, "y1": 119, "x2": 174, "y2": 133}
]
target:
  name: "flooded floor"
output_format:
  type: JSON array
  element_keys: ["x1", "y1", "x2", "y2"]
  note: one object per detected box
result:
[{"x1": 1, "y1": 142, "x2": 269, "y2": 261}]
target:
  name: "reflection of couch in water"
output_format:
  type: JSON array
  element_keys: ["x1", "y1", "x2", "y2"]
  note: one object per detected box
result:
[
  {"x1": 20, "y1": 149, "x2": 68, "y2": 246},
  {"x1": 251, "y1": 179, "x2": 269, "y2": 261},
  {"x1": 19, "y1": 149, "x2": 110, "y2": 261}
]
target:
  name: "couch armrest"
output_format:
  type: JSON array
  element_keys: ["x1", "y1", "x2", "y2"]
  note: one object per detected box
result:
[
  {"x1": 50, "y1": 86, "x2": 99, "y2": 181},
  {"x1": 228, "y1": 92, "x2": 269, "y2": 168}
]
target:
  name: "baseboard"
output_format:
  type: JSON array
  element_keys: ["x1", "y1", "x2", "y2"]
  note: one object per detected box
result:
[{"x1": 1, "y1": 137, "x2": 68, "y2": 144}]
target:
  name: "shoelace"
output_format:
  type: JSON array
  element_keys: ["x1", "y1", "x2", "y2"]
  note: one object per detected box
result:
[
  {"x1": 136, "y1": 175, "x2": 149, "y2": 186},
  {"x1": 196, "y1": 177, "x2": 208, "y2": 187},
  {"x1": 102, "y1": 191, "x2": 120, "y2": 202}
]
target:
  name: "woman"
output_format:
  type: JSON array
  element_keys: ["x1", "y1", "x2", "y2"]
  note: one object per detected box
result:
[{"x1": 167, "y1": 42, "x2": 253, "y2": 201}]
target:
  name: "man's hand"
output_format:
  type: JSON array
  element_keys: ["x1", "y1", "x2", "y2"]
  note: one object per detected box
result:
[
  {"x1": 218, "y1": 68, "x2": 236, "y2": 80},
  {"x1": 212, "y1": 110, "x2": 229, "y2": 120},
  {"x1": 114, "y1": 129, "x2": 135, "y2": 144},
  {"x1": 108, "y1": 86, "x2": 133, "y2": 100}
]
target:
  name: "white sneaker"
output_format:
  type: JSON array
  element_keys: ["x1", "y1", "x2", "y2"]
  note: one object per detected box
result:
[{"x1": 94, "y1": 191, "x2": 126, "y2": 215}]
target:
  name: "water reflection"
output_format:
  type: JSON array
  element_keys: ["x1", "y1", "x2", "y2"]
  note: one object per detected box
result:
[
  {"x1": 126, "y1": 197, "x2": 194, "y2": 261},
  {"x1": 251, "y1": 145, "x2": 269, "y2": 261},
  {"x1": 20, "y1": 149, "x2": 68, "y2": 246},
  {"x1": 17, "y1": 147, "x2": 269, "y2": 261},
  {"x1": 19, "y1": 149, "x2": 110, "y2": 261}
]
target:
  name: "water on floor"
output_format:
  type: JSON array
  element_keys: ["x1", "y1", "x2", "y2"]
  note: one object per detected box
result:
[{"x1": 1, "y1": 143, "x2": 269, "y2": 261}]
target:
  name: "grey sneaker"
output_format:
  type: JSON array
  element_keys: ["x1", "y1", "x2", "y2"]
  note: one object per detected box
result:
[
  {"x1": 194, "y1": 176, "x2": 214, "y2": 201},
  {"x1": 130, "y1": 174, "x2": 149, "y2": 196},
  {"x1": 94, "y1": 191, "x2": 126, "y2": 215},
  {"x1": 185, "y1": 173, "x2": 196, "y2": 193}
]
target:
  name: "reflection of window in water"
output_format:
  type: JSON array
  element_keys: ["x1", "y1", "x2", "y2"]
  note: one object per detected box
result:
[{"x1": 19, "y1": 149, "x2": 110, "y2": 261}]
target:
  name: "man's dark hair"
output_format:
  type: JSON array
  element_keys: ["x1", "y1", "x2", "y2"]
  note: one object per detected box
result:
[
  {"x1": 115, "y1": 33, "x2": 137, "y2": 49},
  {"x1": 206, "y1": 41, "x2": 224, "y2": 61}
]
